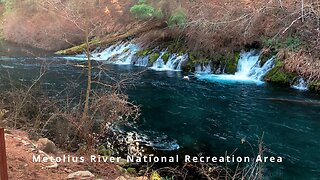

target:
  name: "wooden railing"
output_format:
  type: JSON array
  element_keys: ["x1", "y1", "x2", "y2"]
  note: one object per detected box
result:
[{"x1": 0, "y1": 128, "x2": 8, "y2": 180}]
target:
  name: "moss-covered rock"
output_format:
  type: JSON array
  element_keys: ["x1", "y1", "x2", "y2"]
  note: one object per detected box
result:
[
  {"x1": 136, "y1": 49, "x2": 151, "y2": 57},
  {"x1": 126, "y1": 167, "x2": 137, "y2": 175},
  {"x1": 224, "y1": 52, "x2": 240, "y2": 74},
  {"x1": 55, "y1": 39, "x2": 101, "y2": 55},
  {"x1": 259, "y1": 48, "x2": 277, "y2": 66},
  {"x1": 149, "y1": 52, "x2": 160, "y2": 64},
  {"x1": 161, "y1": 52, "x2": 171, "y2": 63},
  {"x1": 263, "y1": 59, "x2": 296, "y2": 85}
]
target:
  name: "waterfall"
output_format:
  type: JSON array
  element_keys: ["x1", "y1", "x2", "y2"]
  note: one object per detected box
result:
[
  {"x1": 195, "y1": 63, "x2": 212, "y2": 73},
  {"x1": 291, "y1": 77, "x2": 308, "y2": 91},
  {"x1": 150, "y1": 52, "x2": 188, "y2": 71},
  {"x1": 196, "y1": 50, "x2": 274, "y2": 84},
  {"x1": 60, "y1": 42, "x2": 139, "y2": 64},
  {"x1": 249, "y1": 57, "x2": 275, "y2": 80},
  {"x1": 134, "y1": 56, "x2": 149, "y2": 67},
  {"x1": 235, "y1": 50, "x2": 260, "y2": 78},
  {"x1": 60, "y1": 42, "x2": 273, "y2": 83},
  {"x1": 60, "y1": 42, "x2": 189, "y2": 71}
]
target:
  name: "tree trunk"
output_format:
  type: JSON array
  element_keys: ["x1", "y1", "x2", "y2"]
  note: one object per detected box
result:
[
  {"x1": 55, "y1": 22, "x2": 166, "y2": 55},
  {"x1": 81, "y1": 30, "x2": 93, "y2": 150}
]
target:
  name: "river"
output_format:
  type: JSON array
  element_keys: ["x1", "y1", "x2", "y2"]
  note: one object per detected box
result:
[{"x1": 1, "y1": 42, "x2": 320, "y2": 179}]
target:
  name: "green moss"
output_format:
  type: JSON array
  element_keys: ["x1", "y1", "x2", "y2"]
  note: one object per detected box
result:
[
  {"x1": 126, "y1": 167, "x2": 137, "y2": 175},
  {"x1": 263, "y1": 59, "x2": 296, "y2": 85},
  {"x1": 136, "y1": 49, "x2": 151, "y2": 57},
  {"x1": 225, "y1": 52, "x2": 240, "y2": 74},
  {"x1": 188, "y1": 52, "x2": 196, "y2": 62},
  {"x1": 308, "y1": 81, "x2": 320, "y2": 93},
  {"x1": 167, "y1": 40, "x2": 187, "y2": 54},
  {"x1": 188, "y1": 52, "x2": 210, "y2": 64},
  {"x1": 162, "y1": 52, "x2": 170, "y2": 63},
  {"x1": 149, "y1": 52, "x2": 160, "y2": 64},
  {"x1": 55, "y1": 39, "x2": 101, "y2": 55}
]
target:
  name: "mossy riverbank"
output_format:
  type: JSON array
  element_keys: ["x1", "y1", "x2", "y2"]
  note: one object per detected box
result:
[
  {"x1": 263, "y1": 59, "x2": 297, "y2": 86},
  {"x1": 55, "y1": 37, "x2": 320, "y2": 94}
]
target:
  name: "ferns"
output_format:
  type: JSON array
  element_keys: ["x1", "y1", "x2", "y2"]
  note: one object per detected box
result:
[
  {"x1": 168, "y1": 8, "x2": 187, "y2": 27},
  {"x1": 130, "y1": 4, "x2": 155, "y2": 19},
  {"x1": 130, "y1": 1, "x2": 187, "y2": 27}
]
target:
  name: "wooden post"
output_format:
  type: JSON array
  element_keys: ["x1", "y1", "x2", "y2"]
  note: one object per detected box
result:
[{"x1": 0, "y1": 128, "x2": 8, "y2": 180}]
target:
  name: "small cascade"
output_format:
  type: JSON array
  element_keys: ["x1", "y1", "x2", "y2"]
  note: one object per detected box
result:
[
  {"x1": 134, "y1": 55, "x2": 149, "y2": 67},
  {"x1": 195, "y1": 63, "x2": 212, "y2": 73},
  {"x1": 291, "y1": 77, "x2": 308, "y2": 91},
  {"x1": 150, "y1": 52, "x2": 188, "y2": 71},
  {"x1": 61, "y1": 42, "x2": 139, "y2": 64},
  {"x1": 196, "y1": 50, "x2": 274, "y2": 84},
  {"x1": 235, "y1": 50, "x2": 260, "y2": 78},
  {"x1": 249, "y1": 57, "x2": 275, "y2": 80}
]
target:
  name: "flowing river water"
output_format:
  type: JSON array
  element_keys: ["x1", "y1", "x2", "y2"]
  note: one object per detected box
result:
[{"x1": 1, "y1": 41, "x2": 320, "y2": 179}]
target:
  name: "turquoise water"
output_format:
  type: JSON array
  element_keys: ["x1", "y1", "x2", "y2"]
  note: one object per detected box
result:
[{"x1": 0, "y1": 54, "x2": 320, "y2": 179}]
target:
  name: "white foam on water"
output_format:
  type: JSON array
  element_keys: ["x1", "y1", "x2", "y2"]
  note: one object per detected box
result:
[
  {"x1": 150, "y1": 52, "x2": 188, "y2": 71},
  {"x1": 291, "y1": 77, "x2": 308, "y2": 91},
  {"x1": 196, "y1": 50, "x2": 274, "y2": 84},
  {"x1": 59, "y1": 42, "x2": 139, "y2": 65}
]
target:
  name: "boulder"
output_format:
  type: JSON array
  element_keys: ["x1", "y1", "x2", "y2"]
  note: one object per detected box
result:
[
  {"x1": 136, "y1": 176, "x2": 149, "y2": 180},
  {"x1": 115, "y1": 176, "x2": 127, "y2": 180},
  {"x1": 66, "y1": 171, "x2": 95, "y2": 179},
  {"x1": 37, "y1": 138, "x2": 56, "y2": 154}
]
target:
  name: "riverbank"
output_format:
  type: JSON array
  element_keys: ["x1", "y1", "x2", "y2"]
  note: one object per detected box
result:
[
  {"x1": 1, "y1": 54, "x2": 320, "y2": 179},
  {"x1": 3, "y1": 129, "x2": 121, "y2": 179},
  {"x1": 1, "y1": 1, "x2": 319, "y2": 93}
]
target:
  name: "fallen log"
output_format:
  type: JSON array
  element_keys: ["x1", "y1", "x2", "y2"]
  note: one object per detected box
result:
[
  {"x1": 258, "y1": 98, "x2": 320, "y2": 105},
  {"x1": 55, "y1": 22, "x2": 167, "y2": 55}
]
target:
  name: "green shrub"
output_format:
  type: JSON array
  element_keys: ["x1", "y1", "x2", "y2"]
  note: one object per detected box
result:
[
  {"x1": 1, "y1": 0, "x2": 15, "y2": 12},
  {"x1": 153, "y1": 8, "x2": 164, "y2": 19},
  {"x1": 262, "y1": 36, "x2": 301, "y2": 51},
  {"x1": 285, "y1": 36, "x2": 301, "y2": 50},
  {"x1": 168, "y1": 8, "x2": 187, "y2": 27},
  {"x1": 262, "y1": 37, "x2": 281, "y2": 49},
  {"x1": 97, "y1": 145, "x2": 113, "y2": 156},
  {"x1": 130, "y1": 3, "x2": 155, "y2": 18}
]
